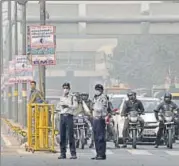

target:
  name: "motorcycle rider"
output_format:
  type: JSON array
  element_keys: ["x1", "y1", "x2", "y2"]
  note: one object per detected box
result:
[
  {"x1": 121, "y1": 91, "x2": 145, "y2": 148},
  {"x1": 154, "y1": 92, "x2": 179, "y2": 148}
]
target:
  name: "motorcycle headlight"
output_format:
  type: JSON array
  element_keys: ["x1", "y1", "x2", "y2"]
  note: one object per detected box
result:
[
  {"x1": 165, "y1": 116, "x2": 173, "y2": 122},
  {"x1": 129, "y1": 116, "x2": 138, "y2": 122}
]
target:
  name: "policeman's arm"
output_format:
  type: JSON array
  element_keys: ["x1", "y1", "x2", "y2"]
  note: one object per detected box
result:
[
  {"x1": 69, "y1": 96, "x2": 78, "y2": 110},
  {"x1": 102, "y1": 96, "x2": 108, "y2": 110}
]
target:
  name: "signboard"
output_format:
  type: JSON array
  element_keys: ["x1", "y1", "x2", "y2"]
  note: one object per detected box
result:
[
  {"x1": 8, "y1": 60, "x2": 15, "y2": 85},
  {"x1": 15, "y1": 55, "x2": 33, "y2": 83},
  {"x1": 29, "y1": 25, "x2": 56, "y2": 66}
]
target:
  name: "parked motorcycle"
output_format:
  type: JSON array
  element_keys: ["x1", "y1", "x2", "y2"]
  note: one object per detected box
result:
[
  {"x1": 127, "y1": 111, "x2": 142, "y2": 149},
  {"x1": 73, "y1": 114, "x2": 90, "y2": 149}
]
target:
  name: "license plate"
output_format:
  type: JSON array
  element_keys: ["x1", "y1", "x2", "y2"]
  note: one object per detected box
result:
[
  {"x1": 143, "y1": 129, "x2": 155, "y2": 135},
  {"x1": 78, "y1": 119, "x2": 84, "y2": 123}
]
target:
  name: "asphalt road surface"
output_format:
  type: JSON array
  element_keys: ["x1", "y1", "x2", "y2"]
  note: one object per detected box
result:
[{"x1": 1, "y1": 141, "x2": 179, "y2": 166}]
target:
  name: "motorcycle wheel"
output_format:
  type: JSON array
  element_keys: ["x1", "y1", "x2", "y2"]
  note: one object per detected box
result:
[
  {"x1": 132, "y1": 129, "x2": 137, "y2": 149},
  {"x1": 80, "y1": 129, "x2": 85, "y2": 149},
  {"x1": 168, "y1": 129, "x2": 173, "y2": 149}
]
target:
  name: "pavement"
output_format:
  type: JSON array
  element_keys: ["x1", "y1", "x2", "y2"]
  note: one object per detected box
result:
[{"x1": 1, "y1": 130, "x2": 179, "y2": 166}]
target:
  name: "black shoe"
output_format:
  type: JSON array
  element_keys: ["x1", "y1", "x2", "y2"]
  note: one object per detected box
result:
[
  {"x1": 89, "y1": 143, "x2": 94, "y2": 148},
  {"x1": 70, "y1": 155, "x2": 77, "y2": 159},
  {"x1": 96, "y1": 156, "x2": 106, "y2": 160},
  {"x1": 58, "y1": 155, "x2": 66, "y2": 159},
  {"x1": 91, "y1": 156, "x2": 98, "y2": 160},
  {"x1": 154, "y1": 145, "x2": 158, "y2": 148}
]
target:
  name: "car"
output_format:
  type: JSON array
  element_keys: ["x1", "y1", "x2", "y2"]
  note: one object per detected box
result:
[
  {"x1": 140, "y1": 97, "x2": 160, "y2": 142},
  {"x1": 112, "y1": 96, "x2": 160, "y2": 144}
]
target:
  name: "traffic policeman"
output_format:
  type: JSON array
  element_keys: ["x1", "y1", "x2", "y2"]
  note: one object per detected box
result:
[
  {"x1": 91, "y1": 84, "x2": 108, "y2": 160},
  {"x1": 154, "y1": 92, "x2": 179, "y2": 148},
  {"x1": 56, "y1": 82, "x2": 78, "y2": 159}
]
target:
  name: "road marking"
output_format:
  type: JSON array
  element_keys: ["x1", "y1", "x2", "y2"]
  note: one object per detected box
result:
[
  {"x1": 1, "y1": 134, "x2": 12, "y2": 146},
  {"x1": 165, "y1": 151, "x2": 179, "y2": 156},
  {"x1": 127, "y1": 149, "x2": 152, "y2": 155},
  {"x1": 17, "y1": 149, "x2": 34, "y2": 155},
  {"x1": 91, "y1": 149, "x2": 113, "y2": 155}
]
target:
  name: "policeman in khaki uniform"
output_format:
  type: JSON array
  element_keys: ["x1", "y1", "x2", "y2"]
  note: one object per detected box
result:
[
  {"x1": 91, "y1": 84, "x2": 108, "y2": 160},
  {"x1": 56, "y1": 82, "x2": 78, "y2": 159}
]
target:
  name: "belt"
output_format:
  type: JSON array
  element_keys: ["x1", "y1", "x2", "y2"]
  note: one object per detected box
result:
[
  {"x1": 93, "y1": 116, "x2": 105, "y2": 119},
  {"x1": 61, "y1": 113, "x2": 73, "y2": 117}
]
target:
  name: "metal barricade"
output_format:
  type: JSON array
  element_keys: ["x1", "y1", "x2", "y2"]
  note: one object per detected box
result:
[{"x1": 25, "y1": 103, "x2": 55, "y2": 153}]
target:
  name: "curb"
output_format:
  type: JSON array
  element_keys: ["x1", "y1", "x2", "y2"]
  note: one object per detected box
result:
[{"x1": 1, "y1": 118, "x2": 27, "y2": 145}]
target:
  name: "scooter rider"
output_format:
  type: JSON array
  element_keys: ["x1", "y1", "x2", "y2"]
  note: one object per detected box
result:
[
  {"x1": 154, "y1": 92, "x2": 179, "y2": 148},
  {"x1": 121, "y1": 91, "x2": 145, "y2": 148}
]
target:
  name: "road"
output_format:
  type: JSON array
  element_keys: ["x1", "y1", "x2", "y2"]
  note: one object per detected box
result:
[{"x1": 1, "y1": 139, "x2": 179, "y2": 166}]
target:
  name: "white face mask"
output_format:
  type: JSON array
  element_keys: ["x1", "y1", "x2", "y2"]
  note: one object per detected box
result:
[
  {"x1": 63, "y1": 89, "x2": 69, "y2": 94},
  {"x1": 95, "y1": 90, "x2": 101, "y2": 96}
]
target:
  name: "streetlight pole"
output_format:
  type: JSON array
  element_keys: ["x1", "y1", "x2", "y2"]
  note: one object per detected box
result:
[
  {"x1": 8, "y1": 1, "x2": 12, "y2": 119},
  {"x1": 0, "y1": 1, "x2": 2, "y2": 117},
  {"x1": 21, "y1": 1, "x2": 27, "y2": 127},
  {"x1": 14, "y1": 1, "x2": 18, "y2": 122},
  {"x1": 39, "y1": 1, "x2": 46, "y2": 99}
]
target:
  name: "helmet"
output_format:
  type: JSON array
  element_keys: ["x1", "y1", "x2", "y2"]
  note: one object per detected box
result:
[
  {"x1": 164, "y1": 92, "x2": 172, "y2": 101},
  {"x1": 95, "y1": 84, "x2": 104, "y2": 91},
  {"x1": 127, "y1": 91, "x2": 136, "y2": 101},
  {"x1": 62, "y1": 82, "x2": 70, "y2": 89},
  {"x1": 127, "y1": 91, "x2": 136, "y2": 97}
]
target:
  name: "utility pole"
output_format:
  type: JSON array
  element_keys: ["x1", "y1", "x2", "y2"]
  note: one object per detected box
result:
[
  {"x1": 0, "y1": 1, "x2": 2, "y2": 117},
  {"x1": 39, "y1": 1, "x2": 46, "y2": 99},
  {"x1": 8, "y1": 1, "x2": 12, "y2": 119},
  {"x1": 21, "y1": 1, "x2": 27, "y2": 127},
  {"x1": 14, "y1": 1, "x2": 18, "y2": 122}
]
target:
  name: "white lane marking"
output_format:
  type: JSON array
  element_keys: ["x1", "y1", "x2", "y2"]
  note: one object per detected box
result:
[
  {"x1": 165, "y1": 151, "x2": 179, "y2": 156},
  {"x1": 91, "y1": 149, "x2": 113, "y2": 155},
  {"x1": 1, "y1": 134, "x2": 12, "y2": 146},
  {"x1": 127, "y1": 149, "x2": 152, "y2": 155}
]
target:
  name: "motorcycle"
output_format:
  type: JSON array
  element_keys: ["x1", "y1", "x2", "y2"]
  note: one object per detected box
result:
[
  {"x1": 158, "y1": 110, "x2": 176, "y2": 149},
  {"x1": 105, "y1": 114, "x2": 114, "y2": 141},
  {"x1": 105, "y1": 113, "x2": 120, "y2": 148},
  {"x1": 127, "y1": 111, "x2": 142, "y2": 149},
  {"x1": 73, "y1": 114, "x2": 90, "y2": 149}
]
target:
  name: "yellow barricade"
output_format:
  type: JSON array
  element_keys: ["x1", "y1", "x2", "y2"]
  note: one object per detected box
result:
[{"x1": 26, "y1": 103, "x2": 55, "y2": 153}]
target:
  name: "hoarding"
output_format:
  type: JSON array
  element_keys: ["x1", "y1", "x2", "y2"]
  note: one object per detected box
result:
[
  {"x1": 29, "y1": 25, "x2": 56, "y2": 66},
  {"x1": 15, "y1": 55, "x2": 33, "y2": 83}
]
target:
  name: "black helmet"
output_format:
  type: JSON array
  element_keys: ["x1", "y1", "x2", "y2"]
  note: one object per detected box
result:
[
  {"x1": 127, "y1": 91, "x2": 136, "y2": 101},
  {"x1": 95, "y1": 84, "x2": 104, "y2": 91},
  {"x1": 62, "y1": 82, "x2": 70, "y2": 89},
  {"x1": 164, "y1": 92, "x2": 172, "y2": 99},
  {"x1": 127, "y1": 91, "x2": 136, "y2": 97}
]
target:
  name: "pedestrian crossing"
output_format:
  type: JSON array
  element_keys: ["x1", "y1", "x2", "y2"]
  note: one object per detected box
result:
[{"x1": 16, "y1": 148, "x2": 179, "y2": 157}]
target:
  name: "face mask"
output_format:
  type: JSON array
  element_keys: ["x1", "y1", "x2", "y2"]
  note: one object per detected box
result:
[
  {"x1": 95, "y1": 90, "x2": 101, "y2": 96},
  {"x1": 63, "y1": 89, "x2": 69, "y2": 94}
]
